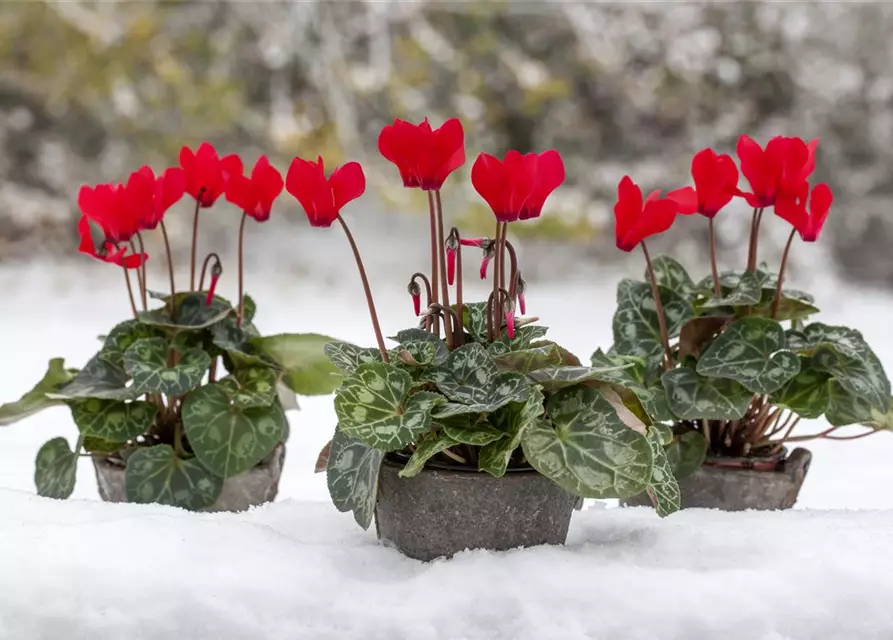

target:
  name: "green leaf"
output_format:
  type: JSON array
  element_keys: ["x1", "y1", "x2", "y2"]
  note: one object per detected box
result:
[
  {"x1": 647, "y1": 255, "x2": 695, "y2": 296},
  {"x1": 666, "y1": 430, "x2": 708, "y2": 480},
  {"x1": 652, "y1": 423, "x2": 674, "y2": 445},
  {"x1": 522, "y1": 385, "x2": 653, "y2": 498},
  {"x1": 393, "y1": 328, "x2": 449, "y2": 364},
  {"x1": 750, "y1": 291, "x2": 820, "y2": 322},
  {"x1": 528, "y1": 362, "x2": 633, "y2": 393},
  {"x1": 0, "y1": 358, "x2": 77, "y2": 426},
  {"x1": 217, "y1": 367, "x2": 278, "y2": 408},
  {"x1": 612, "y1": 279, "x2": 694, "y2": 359},
  {"x1": 99, "y1": 320, "x2": 163, "y2": 368},
  {"x1": 480, "y1": 387, "x2": 545, "y2": 477},
  {"x1": 661, "y1": 368, "x2": 752, "y2": 420},
  {"x1": 69, "y1": 399, "x2": 158, "y2": 441},
  {"x1": 326, "y1": 428, "x2": 383, "y2": 530},
  {"x1": 34, "y1": 437, "x2": 79, "y2": 499},
  {"x1": 182, "y1": 384, "x2": 287, "y2": 477},
  {"x1": 210, "y1": 316, "x2": 262, "y2": 359},
  {"x1": 323, "y1": 341, "x2": 384, "y2": 374},
  {"x1": 242, "y1": 294, "x2": 257, "y2": 322},
  {"x1": 398, "y1": 431, "x2": 460, "y2": 478},
  {"x1": 701, "y1": 270, "x2": 762, "y2": 308},
  {"x1": 490, "y1": 344, "x2": 562, "y2": 373},
  {"x1": 443, "y1": 422, "x2": 505, "y2": 446},
  {"x1": 487, "y1": 324, "x2": 550, "y2": 355},
  {"x1": 251, "y1": 333, "x2": 344, "y2": 396},
  {"x1": 83, "y1": 436, "x2": 124, "y2": 454},
  {"x1": 643, "y1": 427, "x2": 680, "y2": 517},
  {"x1": 460, "y1": 302, "x2": 491, "y2": 342},
  {"x1": 390, "y1": 341, "x2": 439, "y2": 369},
  {"x1": 826, "y1": 380, "x2": 875, "y2": 426},
  {"x1": 772, "y1": 360, "x2": 830, "y2": 419},
  {"x1": 123, "y1": 338, "x2": 210, "y2": 397},
  {"x1": 678, "y1": 316, "x2": 733, "y2": 361},
  {"x1": 124, "y1": 445, "x2": 223, "y2": 510},
  {"x1": 334, "y1": 363, "x2": 443, "y2": 451},
  {"x1": 865, "y1": 403, "x2": 893, "y2": 431},
  {"x1": 696, "y1": 317, "x2": 800, "y2": 394},
  {"x1": 425, "y1": 343, "x2": 531, "y2": 414},
  {"x1": 46, "y1": 355, "x2": 134, "y2": 401},
  {"x1": 589, "y1": 350, "x2": 672, "y2": 421},
  {"x1": 138, "y1": 292, "x2": 234, "y2": 331}
]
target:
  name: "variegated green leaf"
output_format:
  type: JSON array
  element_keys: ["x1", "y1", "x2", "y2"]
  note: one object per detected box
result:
[
  {"x1": 46, "y1": 354, "x2": 134, "y2": 401},
  {"x1": 69, "y1": 398, "x2": 157, "y2": 441},
  {"x1": 398, "y1": 431, "x2": 460, "y2": 478},
  {"x1": 443, "y1": 422, "x2": 505, "y2": 446},
  {"x1": 139, "y1": 292, "x2": 233, "y2": 330},
  {"x1": 83, "y1": 436, "x2": 124, "y2": 454},
  {"x1": 491, "y1": 344, "x2": 562, "y2": 373},
  {"x1": 182, "y1": 383, "x2": 287, "y2": 477},
  {"x1": 643, "y1": 427, "x2": 680, "y2": 517},
  {"x1": 701, "y1": 270, "x2": 761, "y2": 308},
  {"x1": 487, "y1": 324, "x2": 549, "y2": 355},
  {"x1": 772, "y1": 359, "x2": 830, "y2": 419},
  {"x1": 480, "y1": 387, "x2": 545, "y2": 477},
  {"x1": 521, "y1": 385, "x2": 653, "y2": 499},
  {"x1": 217, "y1": 367, "x2": 278, "y2": 408},
  {"x1": 651, "y1": 422, "x2": 674, "y2": 445},
  {"x1": 612, "y1": 279, "x2": 694, "y2": 359},
  {"x1": 326, "y1": 428, "x2": 383, "y2": 530},
  {"x1": 646, "y1": 255, "x2": 695, "y2": 296},
  {"x1": 124, "y1": 445, "x2": 223, "y2": 510},
  {"x1": 0, "y1": 358, "x2": 77, "y2": 426},
  {"x1": 460, "y1": 302, "x2": 491, "y2": 342},
  {"x1": 391, "y1": 341, "x2": 439, "y2": 368},
  {"x1": 528, "y1": 362, "x2": 633, "y2": 393},
  {"x1": 666, "y1": 429, "x2": 708, "y2": 480},
  {"x1": 124, "y1": 338, "x2": 210, "y2": 397},
  {"x1": 99, "y1": 320, "x2": 164, "y2": 368},
  {"x1": 661, "y1": 368, "x2": 752, "y2": 420},
  {"x1": 425, "y1": 343, "x2": 531, "y2": 412},
  {"x1": 393, "y1": 328, "x2": 449, "y2": 365},
  {"x1": 431, "y1": 373, "x2": 530, "y2": 418},
  {"x1": 866, "y1": 402, "x2": 893, "y2": 431},
  {"x1": 324, "y1": 341, "x2": 384, "y2": 374},
  {"x1": 826, "y1": 380, "x2": 875, "y2": 427},
  {"x1": 696, "y1": 317, "x2": 800, "y2": 394},
  {"x1": 34, "y1": 437, "x2": 79, "y2": 499},
  {"x1": 334, "y1": 363, "x2": 443, "y2": 451},
  {"x1": 589, "y1": 350, "x2": 672, "y2": 421}
]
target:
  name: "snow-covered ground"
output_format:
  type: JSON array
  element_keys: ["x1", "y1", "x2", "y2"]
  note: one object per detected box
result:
[{"x1": 1, "y1": 247, "x2": 893, "y2": 639}]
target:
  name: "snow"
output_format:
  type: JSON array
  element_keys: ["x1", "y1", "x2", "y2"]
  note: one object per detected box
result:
[{"x1": 3, "y1": 254, "x2": 893, "y2": 638}]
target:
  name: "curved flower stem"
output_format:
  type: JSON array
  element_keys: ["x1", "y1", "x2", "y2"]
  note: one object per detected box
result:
[
  {"x1": 434, "y1": 190, "x2": 452, "y2": 349},
  {"x1": 641, "y1": 240, "x2": 673, "y2": 371},
  {"x1": 159, "y1": 221, "x2": 177, "y2": 315},
  {"x1": 337, "y1": 215, "x2": 389, "y2": 362},
  {"x1": 130, "y1": 239, "x2": 147, "y2": 311},
  {"x1": 410, "y1": 272, "x2": 433, "y2": 331},
  {"x1": 427, "y1": 191, "x2": 440, "y2": 337},
  {"x1": 746, "y1": 207, "x2": 764, "y2": 273},
  {"x1": 237, "y1": 212, "x2": 248, "y2": 328},
  {"x1": 198, "y1": 252, "x2": 222, "y2": 291},
  {"x1": 771, "y1": 229, "x2": 797, "y2": 320},
  {"x1": 136, "y1": 232, "x2": 150, "y2": 310},
  {"x1": 708, "y1": 217, "x2": 721, "y2": 297},
  {"x1": 504, "y1": 239, "x2": 519, "y2": 301},
  {"x1": 823, "y1": 429, "x2": 881, "y2": 441},
  {"x1": 486, "y1": 287, "x2": 511, "y2": 341},
  {"x1": 455, "y1": 242, "x2": 465, "y2": 346},
  {"x1": 189, "y1": 193, "x2": 203, "y2": 291},
  {"x1": 122, "y1": 268, "x2": 139, "y2": 318}
]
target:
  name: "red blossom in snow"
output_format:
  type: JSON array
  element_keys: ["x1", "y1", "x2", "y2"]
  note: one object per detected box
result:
[
  {"x1": 613, "y1": 176, "x2": 679, "y2": 252},
  {"x1": 126, "y1": 165, "x2": 186, "y2": 230},
  {"x1": 775, "y1": 182, "x2": 833, "y2": 243},
  {"x1": 378, "y1": 118, "x2": 466, "y2": 190},
  {"x1": 179, "y1": 142, "x2": 243, "y2": 208},
  {"x1": 471, "y1": 150, "x2": 565, "y2": 223},
  {"x1": 77, "y1": 215, "x2": 146, "y2": 269},
  {"x1": 77, "y1": 182, "x2": 139, "y2": 244},
  {"x1": 285, "y1": 156, "x2": 366, "y2": 228},
  {"x1": 667, "y1": 148, "x2": 739, "y2": 219},
  {"x1": 736, "y1": 135, "x2": 819, "y2": 208},
  {"x1": 225, "y1": 155, "x2": 284, "y2": 222}
]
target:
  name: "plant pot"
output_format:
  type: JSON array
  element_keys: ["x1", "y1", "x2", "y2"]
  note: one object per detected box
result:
[
  {"x1": 620, "y1": 447, "x2": 812, "y2": 511},
  {"x1": 374, "y1": 457, "x2": 577, "y2": 561},
  {"x1": 92, "y1": 443, "x2": 287, "y2": 512}
]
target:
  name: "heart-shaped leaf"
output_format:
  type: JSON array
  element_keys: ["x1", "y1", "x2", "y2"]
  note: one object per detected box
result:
[
  {"x1": 182, "y1": 384, "x2": 287, "y2": 477},
  {"x1": 678, "y1": 316, "x2": 733, "y2": 361},
  {"x1": 701, "y1": 270, "x2": 762, "y2": 308},
  {"x1": 490, "y1": 344, "x2": 561, "y2": 373},
  {"x1": 612, "y1": 279, "x2": 694, "y2": 359},
  {"x1": 139, "y1": 292, "x2": 234, "y2": 330},
  {"x1": 696, "y1": 317, "x2": 800, "y2": 394},
  {"x1": 99, "y1": 320, "x2": 163, "y2": 368},
  {"x1": 528, "y1": 362, "x2": 633, "y2": 393},
  {"x1": 324, "y1": 341, "x2": 384, "y2": 374},
  {"x1": 772, "y1": 360, "x2": 830, "y2": 419},
  {"x1": 431, "y1": 373, "x2": 530, "y2": 418},
  {"x1": 826, "y1": 380, "x2": 875, "y2": 427},
  {"x1": 69, "y1": 398, "x2": 158, "y2": 441},
  {"x1": 124, "y1": 445, "x2": 223, "y2": 510},
  {"x1": 334, "y1": 363, "x2": 443, "y2": 451},
  {"x1": 522, "y1": 385, "x2": 653, "y2": 499},
  {"x1": 661, "y1": 368, "x2": 752, "y2": 420},
  {"x1": 643, "y1": 427, "x2": 680, "y2": 517},
  {"x1": 398, "y1": 431, "x2": 460, "y2": 478},
  {"x1": 326, "y1": 428, "x2": 383, "y2": 530},
  {"x1": 487, "y1": 324, "x2": 550, "y2": 355},
  {"x1": 217, "y1": 367, "x2": 278, "y2": 408},
  {"x1": 480, "y1": 387, "x2": 545, "y2": 477},
  {"x1": 0, "y1": 358, "x2": 77, "y2": 427},
  {"x1": 34, "y1": 437, "x2": 79, "y2": 499},
  {"x1": 251, "y1": 333, "x2": 344, "y2": 396},
  {"x1": 646, "y1": 255, "x2": 695, "y2": 296},
  {"x1": 391, "y1": 341, "x2": 439, "y2": 370},
  {"x1": 589, "y1": 350, "x2": 672, "y2": 421},
  {"x1": 443, "y1": 422, "x2": 505, "y2": 446},
  {"x1": 123, "y1": 338, "x2": 210, "y2": 397},
  {"x1": 46, "y1": 354, "x2": 134, "y2": 401},
  {"x1": 665, "y1": 429, "x2": 707, "y2": 480},
  {"x1": 460, "y1": 302, "x2": 491, "y2": 342},
  {"x1": 392, "y1": 328, "x2": 449, "y2": 364},
  {"x1": 83, "y1": 436, "x2": 125, "y2": 454}
]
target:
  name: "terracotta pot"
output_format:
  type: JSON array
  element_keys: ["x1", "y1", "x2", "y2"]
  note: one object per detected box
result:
[
  {"x1": 621, "y1": 447, "x2": 812, "y2": 511},
  {"x1": 375, "y1": 457, "x2": 577, "y2": 561},
  {"x1": 92, "y1": 443, "x2": 287, "y2": 513}
]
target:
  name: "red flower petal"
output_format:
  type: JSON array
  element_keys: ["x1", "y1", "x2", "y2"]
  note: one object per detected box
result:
[
  {"x1": 330, "y1": 161, "x2": 366, "y2": 212},
  {"x1": 667, "y1": 186, "x2": 699, "y2": 214}
]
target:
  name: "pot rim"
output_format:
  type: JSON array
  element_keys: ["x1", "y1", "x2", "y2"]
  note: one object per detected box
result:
[
  {"x1": 383, "y1": 452, "x2": 540, "y2": 475},
  {"x1": 702, "y1": 446, "x2": 794, "y2": 471}
]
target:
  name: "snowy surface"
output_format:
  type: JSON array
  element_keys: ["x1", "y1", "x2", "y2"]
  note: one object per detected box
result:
[{"x1": 1, "y1": 489, "x2": 892, "y2": 640}]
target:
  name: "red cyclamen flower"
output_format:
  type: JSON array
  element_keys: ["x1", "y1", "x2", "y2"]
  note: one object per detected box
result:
[
  {"x1": 667, "y1": 148, "x2": 739, "y2": 218},
  {"x1": 77, "y1": 216, "x2": 145, "y2": 269},
  {"x1": 505, "y1": 305, "x2": 516, "y2": 340},
  {"x1": 736, "y1": 135, "x2": 819, "y2": 208},
  {"x1": 472, "y1": 150, "x2": 565, "y2": 223},
  {"x1": 445, "y1": 229, "x2": 460, "y2": 286},
  {"x1": 613, "y1": 176, "x2": 679, "y2": 252},
  {"x1": 77, "y1": 182, "x2": 139, "y2": 244},
  {"x1": 774, "y1": 182, "x2": 833, "y2": 243},
  {"x1": 225, "y1": 155, "x2": 284, "y2": 222},
  {"x1": 407, "y1": 281, "x2": 422, "y2": 316},
  {"x1": 378, "y1": 118, "x2": 465, "y2": 190},
  {"x1": 285, "y1": 156, "x2": 366, "y2": 228},
  {"x1": 205, "y1": 262, "x2": 223, "y2": 307},
  {"x1": 461, "y1": 238, "x2": 495, "y2": 279},
  {"x1": 179, "y1": 142, "x2": 243, "y2": 208},
  {"x1": 125, "y1": 165, "x2": 186, "y2": 230}
]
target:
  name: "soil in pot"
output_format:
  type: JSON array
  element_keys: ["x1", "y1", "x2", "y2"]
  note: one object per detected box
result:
[
  {"x1": 92, "y1": 443, "x2": 287, "y2": 513},
  {"x1": 375, "y1": 456, "x2": 578, "y2": 561},
  {"x1": 621, "y1": 447, "x2": 812, "y2": 511}
]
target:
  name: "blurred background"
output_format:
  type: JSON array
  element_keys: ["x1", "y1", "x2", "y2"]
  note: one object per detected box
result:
[{"x1": 2, "y1": 0, "x2": 893, "y2": 509}]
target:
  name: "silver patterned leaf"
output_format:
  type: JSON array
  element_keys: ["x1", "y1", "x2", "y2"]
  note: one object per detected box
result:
[
  {"x1": 645, "y1": 255, "x2": 695, "y2": 296},
  {"x1": 661, "y1": 368, "x2": 752, "y2": 420},
  {"x1": 643, "y1": 427, "x2": 681, "y2": 517},
  {"x1": 701, "y1": 270, "x2": 762, "y2": 308},
  {"x1": 326, "y1": 428, "x2": 383, "y2": 529},
  {"x1": 398, "y1": 431, "x2": 459, "y2": 478},
  {"x1": 612, "y1": 279, "x2": 694, "y2": 359},
  {"x1": 480, "y1": 387, "x2": 545, "y2": 477}
]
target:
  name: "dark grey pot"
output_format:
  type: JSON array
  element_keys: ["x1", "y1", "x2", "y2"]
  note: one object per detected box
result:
[
  {"x1": 621, "y1": 447, "x2": 812, "y2": 511},
  {"x1": 374, "y1": 458, "x2": 577, "y2": 562},
  {"x1": 92, "y1": 443, "x2": 287, "y2": 512}
]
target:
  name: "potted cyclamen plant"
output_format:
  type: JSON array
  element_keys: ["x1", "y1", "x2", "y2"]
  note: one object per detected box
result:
[
  {"x1": 597, "y1": 136, "x2": 892, "y2": 511},
  {"x1": 293, "y1": 117, "x2": 682, "y2": 562},
  {"x1": 0, "y1": 143, "x2": 343, "y2": 511}
]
